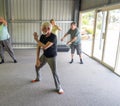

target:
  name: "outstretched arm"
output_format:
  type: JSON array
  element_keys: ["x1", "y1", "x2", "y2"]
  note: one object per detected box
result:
[
  {"x1": 61, "y1": 33, "x2": 68, "y2": 41},
  {"x1": 67, "y1": 36, "x2": 77, "y2": 45}
]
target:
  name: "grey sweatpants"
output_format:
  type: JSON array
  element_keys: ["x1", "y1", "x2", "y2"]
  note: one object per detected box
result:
[
  {"x1": 0, "y1": 38, "x2": 16, "y2": 61},
  {"x1": 35, "y1": 54, "x2": 62, "y2": 90}
]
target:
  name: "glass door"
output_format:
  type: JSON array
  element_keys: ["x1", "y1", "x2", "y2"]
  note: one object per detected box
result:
[
  {"x1": 103, "y1": 9, "x2": 120, "y2": 68},
  {"x1": 115, "y1": 37, "x2": 120, "y2": 75},
  {"x1": 93, "y1": 11, "x2": 107, "y2": 61},
  {"x1": 80, "y1": 11, "x2": 95, "y2": 56},
  {"x1": 93, "y1": 8, "x2": 120, "y2": 71}
]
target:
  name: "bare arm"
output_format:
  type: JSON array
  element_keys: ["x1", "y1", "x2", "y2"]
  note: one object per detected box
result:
[
  {"x1": 37, "y1": 41, "x2": 53, "y2": 50},
  {"x1": 61, "y1": 33, "x2": 68, "y2": 41},
  {"x1": 55, "y1": 25, "x2": 62, "y2": 31},
  {"x1": 0, "y1": 17, "x2": 7, "y2": 26},
  {"x1": 67, "y1": 36, "x2": 77, "y2": 45},
  {"x1": 33, "y1": 32, "x2": 53, "y2": 50},
  {"x1": 43, "y1": 42, "x2": 53, "y2": 50}
]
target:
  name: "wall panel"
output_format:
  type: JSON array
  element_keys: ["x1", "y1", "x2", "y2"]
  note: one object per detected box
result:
[
  {"x1": 6, "y1": 0, "x2": 74, "y2": 48},
  {"x1": 8, "y1": 22, "x2": 40, "y2": 48},
  {"x1": 8, "y1": 0, "x2": 41, "y2": 20},
  {"x1": 0, "y1": 0, "x2": 5, "y2": 17},
  {"x1": 41, "y1": 0, "x2": 74, "y2": 20}
]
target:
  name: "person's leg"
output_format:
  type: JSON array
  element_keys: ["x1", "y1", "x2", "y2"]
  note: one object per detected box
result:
[
  {"x1": 0, "y1": 41, "x2": 5, "y2": 64},
  {"x1": 2, "y1": 39, "x2": 17, "y2": 63},
  {"x1": 31, "y1": 55, "x2": 46, "y2": 82},
  {"x1": 69, "y1": 44, "x2": 75, "y2": 64},
  {"x1": 79, "y1": 54, "x2": 83, "y2": 64},
  {"x1": 76, "y1": 44, "x2": 83, "y2": 64},
  {"x1": 47, "y1": 57, "x2": 64, "y2": 94}
]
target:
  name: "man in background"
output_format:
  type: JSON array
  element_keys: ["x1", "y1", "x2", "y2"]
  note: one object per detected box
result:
[
  {"x1": 0, "y1": 17, "x2": 17, "y2": 64},
  {"x1": 61, "y1": 21, "x2": 83, "y2": 64}
]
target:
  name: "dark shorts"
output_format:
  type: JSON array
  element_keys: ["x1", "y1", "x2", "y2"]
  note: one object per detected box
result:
[{"x1": 70, "y1": 44, "x2": 82, "y2": 55}]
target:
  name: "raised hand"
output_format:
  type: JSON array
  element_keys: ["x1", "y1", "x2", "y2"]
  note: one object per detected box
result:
[{"x1": 33, "y1": 32, "x2": 38, "y2": 41}]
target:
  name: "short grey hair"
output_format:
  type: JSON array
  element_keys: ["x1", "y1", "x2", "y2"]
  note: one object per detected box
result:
[{"x1": 41, "y1": 22, "x2": 52, "y2": 31}]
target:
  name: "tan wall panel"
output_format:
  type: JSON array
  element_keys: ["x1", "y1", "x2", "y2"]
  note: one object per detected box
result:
[
  {"x1": 81, "y1": 0, "x2": 120, "y2": 11},
  {"x1": 0, "y1": 0, "x2": 5, "y2": 17}
]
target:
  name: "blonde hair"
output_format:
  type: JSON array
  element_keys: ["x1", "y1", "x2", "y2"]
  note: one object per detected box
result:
[
  {"x1": 50, "y1": 19, "x2": 55, "y2": 23},
  {"x1": 41, "y1": 22, "x2": 52, "y2": 31}
]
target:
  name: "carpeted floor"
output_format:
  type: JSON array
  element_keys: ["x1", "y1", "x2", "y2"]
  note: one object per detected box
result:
[{"x1": 0, "y1": 49, "x2": 120, "y2": 106}]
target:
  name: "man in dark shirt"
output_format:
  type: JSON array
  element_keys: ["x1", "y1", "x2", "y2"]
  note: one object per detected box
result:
[
  {"x1": 39, "y1": 32, "x2": 57, "y2": 57},
  {"x1": 32, "y1": 22, "x2": 64, "y2": 94}
]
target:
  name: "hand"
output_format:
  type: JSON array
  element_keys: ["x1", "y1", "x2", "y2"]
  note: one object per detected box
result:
[
  {"x1": 0, "y1": 17, "x2": 4, "y2": 19},
  {"x1": 0, "y1": 18, "x2": 3, "y2": 22},
  {"x1": 33, "y1": 32, "x2": 38, "y2": 41},
  {"x1": 61, "y1": 37, "x2": 64, "y2": 41},
  {"x1": 67, "y1": 41, "x2": 72, "y2": 45},
  {"x1": 0, "y1": 17, "x2": 4, "y2": 22},
  {"x1": 36, "y1": 59, "x2": 40, "y2": 67}
]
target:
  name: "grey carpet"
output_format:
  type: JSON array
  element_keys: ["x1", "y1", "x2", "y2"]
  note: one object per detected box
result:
[{"x1": 0, "y1": 49, "x2": 120, "y2": 106}]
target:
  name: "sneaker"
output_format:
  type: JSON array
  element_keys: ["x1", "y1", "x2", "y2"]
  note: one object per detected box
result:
[
  {"x1": 0, "y1": 59, "x2": 4, "y2": 64},
  {"x1": 31, "y1": 79, "x2": 40, "y2": 83},
  {"x1": 80, "y1": 59, "x2": 83, "y2": 64},
  {"x1": 69, "y1": 59, "x2": 73, "y2": 64},
  {"x1": 14, "y1": 60, "x2": 17, "y2": 63},
  {"x1": 58, "y1": 88, "x2": 64, "y2": 94}
]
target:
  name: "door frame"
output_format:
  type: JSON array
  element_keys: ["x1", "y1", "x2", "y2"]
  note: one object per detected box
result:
[
  {"x1": 92, "y1": 9, "x2": 108, "y2": 62},
  {"x1": 92, "y1": 4, "x2": 120, "y2": 71}
]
